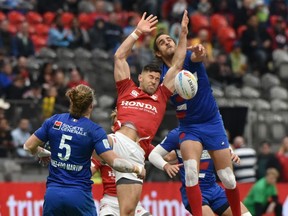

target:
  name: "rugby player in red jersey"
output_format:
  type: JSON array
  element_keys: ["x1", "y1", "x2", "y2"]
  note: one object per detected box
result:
[{"x1": 112, "y1": 10, "x2": 197, "y2": 215}]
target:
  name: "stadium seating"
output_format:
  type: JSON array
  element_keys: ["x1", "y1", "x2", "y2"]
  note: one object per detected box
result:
[
  {"x1": 190, "y1": 13, "x2": 210, "y2": 35},
  {"x1": 210, "y1": 14, "x2": 228, "y2": 35}
]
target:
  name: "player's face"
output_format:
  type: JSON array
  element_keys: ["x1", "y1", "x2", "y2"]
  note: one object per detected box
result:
[
  {"x1": 139, "y1": 71, "x2": 161, "y2": 95},
  {"x1": 266, "y1": 174, "x2": 277, "y2": 185},
  {"x1": 155, "y1": 34, "x2": 176, "y2": 59}
]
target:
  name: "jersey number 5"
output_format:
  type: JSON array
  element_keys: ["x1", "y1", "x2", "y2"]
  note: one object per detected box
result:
[{"x1": 58, "y1": 134, "x2": 72, "y2": 161}]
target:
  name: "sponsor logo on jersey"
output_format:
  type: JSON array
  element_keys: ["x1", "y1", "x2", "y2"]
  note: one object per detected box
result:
[
  {"x1": 130, "y1": 90, "x2": 139, "y2": 98},
  {"x1": 120, "y1": 101, "x2": 158, "y2": 113},
  {"x1": 53, "y1": 121, "x2": 62, "y2": 130},
  {"x1": 151, "y1": 94, "x2": 158, "y2": 101}
]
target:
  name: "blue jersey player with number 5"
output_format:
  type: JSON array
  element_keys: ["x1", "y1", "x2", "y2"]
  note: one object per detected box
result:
[
  {"x1": 23, "y1": 84, "x2": 145, "y2": 216},
  {"x1": 153, "y1": 31, "x2": 241, "y2": 216}
]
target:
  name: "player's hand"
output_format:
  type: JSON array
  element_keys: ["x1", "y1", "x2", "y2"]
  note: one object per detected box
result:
[
  {"x1": 137, "y1": 167, "x2": 146, "y2": 180},
  {"x1": 39, "y1": 156, "x2": 50, "y2": 166},
  {"x1": 231, "y1": 153, "x2": 240, "y2": 164},
  {"x1": 187, "y1": 44, "x2": 206, "y2": 58},
  {"x1": 163, "y1": 163, "x2": 183, "y2": 178},
  {"x1": 136, "y1": 12, "x2": 158, "y2": 34},
  {"x1": 181, "y1": 10, "x2": 189, "y2": 35}
]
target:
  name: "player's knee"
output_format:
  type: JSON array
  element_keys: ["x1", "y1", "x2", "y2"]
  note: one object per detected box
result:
[
  {"x1": 217, "y1": 167, "x2": 236, "y2": 189},
  {"x1": 184, "y1": 159, "x2": 198, "y2": 186},
  {"x1": 242, "y1": 212, "x2": 252, "y2": 216}
]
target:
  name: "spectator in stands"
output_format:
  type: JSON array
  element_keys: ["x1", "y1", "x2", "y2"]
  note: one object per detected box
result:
[
  {"x1": 22, "y1": 83, "x2": 43, "y2": 123},
  {"x1": 70, "y1": 17, "x2": 90, "y2": 49},
  {"x1": 232, "y1": 135, "x2": 257, "y2": 183},
  {"x1": 41, "y1": 86, "x2": 57, "y2": 120},
  {"x1": 190, "y1": 28, "x2": 214, "y2": 66},
  {"x1": 67, "y1": 66, "x2": 89, "y2": 89},
  {"x1": 171, "y1": 0, "x2": 188, "y2": 21},
  {"x1": 47, "y1": 14, "x2": 74, "y2": 48},
  {"x1": 240, "y1": 14, "x2": 272, "y2": 74},
  {"x1": 197, "y1": 0, "x2": 213, "y2": 16},
  {"x1": 244, "y1": 168, "x2": 282, "y2": 216},
  {"x1": 268, "y1": 16, "x2": 288, "y2": 68},
  {"x1": 88, "y1": 18, "x2": 107, "y2": 50},
  {"x1": 233, "y1": 0, "x2": 255, "y2": 29},
  {"x1": 256, "y1": 140, "x2": 279, "y2": 180},
  {"x1": 11, "y1": 118, "x2": 31, "y2": 158},
  {"x1": 78, "y1": 0, "x2": 95, "y2": 13},
  {"x1": 37, "y1": 62, "x2": 55, "y2": 92},
  {"x1": 13, "y1": 56, "x2": 31, "y2": 87},
  {"x1": 123, "y1": 15, "x2": 138, "y2": 38},
  {"x1": 0, "y1": 60, "x2": 13, "y2": 97},
  {"x1": 53, "y1": 68, "x2": 69, "y2": 108},
  {"x1": 207, "y1": 51, "x2": 233, "y2": 85},
  {"x1": 5, "y1": 75, "x2": 27, "y2": 99},
  {"x1": 228, "y1": 41, "x2": 248, "y2": 86},
  {"x1": 254, "y1": 0, "x2": 269, "y2": 26},
  {"x1": 268, "y1": 16, "x2": 287, "y2": 51},
  {"x1": 136, "y1": 35, "x2": 154, "y2": 69},
  {"x1": 269, "y1": 0, "x2": 287, "y2": 19},
  {"x1": 211, "y1": 0, "x2": 237, "y2": 25},
  {"x1": 0, "y1": 20, "x2": 13, "y2": 55},
  {"x1": 0, "y1": 117, "x2": 14, "y2": 157},
  {"x1": 276, "y1": 136, "x2": 288, "y2": 182},
  {"x1": 104, "y1": 12, "x2": 123, "y2": 51},
  {"x1": 11, "y1": 21, "x2": 35, "y2": 57}
]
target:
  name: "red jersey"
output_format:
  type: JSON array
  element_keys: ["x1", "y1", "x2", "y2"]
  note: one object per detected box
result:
[
  {"x1": 276, "y1": 153, "x2": 288, "y2": 182},
  {"x1": 115, "y1": 78, "x2": 171, "y2": 153},
  {"x1": 91, "y1": 158, "x2": 117, "y2": 196}
]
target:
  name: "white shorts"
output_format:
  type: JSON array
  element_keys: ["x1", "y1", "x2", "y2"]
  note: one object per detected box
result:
[
  {"x1": 112, "y1": 132, "x2": 145, "y2": 183},
  {"x1": 99, "y1": 194, "x2": 150, "y2": 216}
]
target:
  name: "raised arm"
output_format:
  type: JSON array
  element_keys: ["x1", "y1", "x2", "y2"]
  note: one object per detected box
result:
[
  {"x1": 114, "y1": 12, "x2": 158, "y2": 82},
  {"x1": 189, "y1": 44, "x2": 207, "y2": 62},
  {"x1": 162, "y1": 10, "x2": 189, "y2": 91}
]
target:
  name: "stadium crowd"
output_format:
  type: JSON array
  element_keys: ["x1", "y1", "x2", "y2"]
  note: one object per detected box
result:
[{"x1": 0, "y1": 0, "x2": 287, "y2": 185}]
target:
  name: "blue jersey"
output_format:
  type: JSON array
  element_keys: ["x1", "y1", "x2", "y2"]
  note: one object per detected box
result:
[
  {"x1": 35, "y1": 113, "x2": 111, "y2": 191},
  {"x1": 160, "y1": 128, "x2": 229, "y2": 214},
  {"x1": 161, "y1": 51, "x2": 218, "y2": 125}
]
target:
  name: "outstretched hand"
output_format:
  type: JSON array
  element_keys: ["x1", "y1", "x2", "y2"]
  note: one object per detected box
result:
[
  {"x1": 187, "y1": 44, "x2": 206, "y2": 58},
  {"x1": 181, "y1": 10, "x2": 189, "y2": 35},
  {"x1": 136, "y1": 12, "x2": 158, "y2": 34},
  {"x1": 164, "y1": 163, "x2": 183, "y2": 178}
]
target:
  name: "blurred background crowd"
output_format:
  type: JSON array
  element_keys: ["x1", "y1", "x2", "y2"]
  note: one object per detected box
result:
[{"x1": 0, "y1": 0, "x2": 288, "y2": 184}]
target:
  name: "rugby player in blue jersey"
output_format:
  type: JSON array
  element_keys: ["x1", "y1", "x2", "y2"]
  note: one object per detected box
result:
[
  {"x1": 153, "y1": 34, "x2": 241, "y2": 215},
  {"x1": 23, "y1": 84, "x2": 145, "y2": 216},
  {"x1": 149, "y1": 128, "x2": 252, "y2": 216}
]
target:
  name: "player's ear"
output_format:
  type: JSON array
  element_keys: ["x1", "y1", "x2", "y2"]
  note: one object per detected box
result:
[
  {"x1": 138, "y1": 73, "x2": 143, "y2": 82},
  {"x1": 155, "y1": 51, "x2": 161, "y2": 58}
]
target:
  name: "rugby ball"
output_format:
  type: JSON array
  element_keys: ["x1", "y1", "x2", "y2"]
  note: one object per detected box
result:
[{"x1": 174, "y1": 70, "x2": 198, "y2": 99}]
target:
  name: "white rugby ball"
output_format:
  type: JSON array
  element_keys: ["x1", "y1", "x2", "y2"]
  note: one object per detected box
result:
[{"x1": 174, "y1": 70, "x2": 198, "y2": 99}]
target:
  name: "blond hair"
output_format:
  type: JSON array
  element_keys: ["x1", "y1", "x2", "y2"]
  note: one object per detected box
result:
[{"x1": 66, "y1": 84, "x2": 95, "y2": 118}]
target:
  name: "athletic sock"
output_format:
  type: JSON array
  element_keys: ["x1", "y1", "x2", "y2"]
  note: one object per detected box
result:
[
  {"x1": 225, "y1": 186, "x2": 241, "y2": 216},
  {"x1": 186, "y1": 184, "x2": 202, "y2": 216}
]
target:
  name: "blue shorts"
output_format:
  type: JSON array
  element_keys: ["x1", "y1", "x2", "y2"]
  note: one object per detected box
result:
[
  {"x1": 179, "y1": 113, "x2": 229, "y2": 150},
  {"x1": 43, "y1": 186, "x2": 97, "y2": 216},
  {"x1": 183, "y1": 183, "x2": 229, "y2": 215}
]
